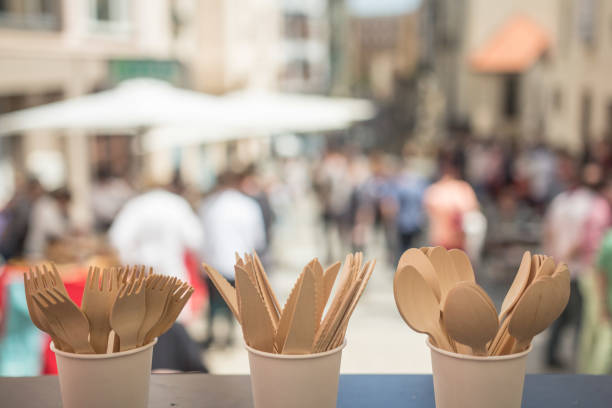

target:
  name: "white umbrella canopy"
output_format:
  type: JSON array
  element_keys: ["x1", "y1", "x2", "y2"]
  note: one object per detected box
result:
[
  {"x1": 0, "y1": 78, "x2": 226, "y2": 135},
  {"x1": 220, "y1": 89, "x2": 376, "y2": 133},
  {"x1": 0, "y1": 78, "x2": 376, "y2": 141},
  {"x1": 142, "y1": 90, "x2": 376, "y2": 150}
]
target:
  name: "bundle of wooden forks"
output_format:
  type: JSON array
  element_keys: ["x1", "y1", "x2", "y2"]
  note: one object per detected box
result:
[
  {"x1": 203, "y1": 251, "x2": 375, "y2": 354},
  {"x1": 24, "y1": 264, "x2": 193, "y2": 354}
]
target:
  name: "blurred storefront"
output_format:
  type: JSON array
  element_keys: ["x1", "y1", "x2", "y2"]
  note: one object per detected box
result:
[{"x1": 0, "y1": 0, "x2": 287, "y2": 223}]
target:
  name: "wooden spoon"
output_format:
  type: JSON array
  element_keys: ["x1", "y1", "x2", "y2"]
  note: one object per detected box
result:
[
  {"x1": 508, "y1": 274, "x2": 570, "y2": 353},
  {"x1": 536, "y1": 256, "x2": 556, "y2": 279},
  {"x1": 442, "y1": 282, "x2": 499, "y2": 355},
  {"x1": 393, "y1": 265, "x2": 452, "y2": 350},
  {"x1": 428, "y1": 246, "x2": 462, "y2": 304},
  {"x1": 498, "y1": 251, "x2": 532, "y2": 323},
  {"x1": 448, "y1": 249, "x2": 476, "y2": 283},
  {"x1": 397, "y1": 248, "x2": 441, "y2": 301}
]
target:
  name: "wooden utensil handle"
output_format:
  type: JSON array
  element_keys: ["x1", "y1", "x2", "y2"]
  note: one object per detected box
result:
[{"x1": 510, "y1": 339, "x2": 529, "y2": 354}]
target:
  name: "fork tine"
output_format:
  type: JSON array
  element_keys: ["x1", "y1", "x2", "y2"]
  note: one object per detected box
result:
[
  {"x1": 182, "y1": 287, "x2": 194, "y2": 301},
  {"x1": 42, "y1": 264, "x2": 52, "y2": 283},
  {"x1": 86, "y1": 266, "x2": 93, "y2": 288},
  {"x1": 37, "y1": 290, "x2": 55, "y2": 306},
  {"x1": 33, "y1": 266, "x2": 43, "y2": 287},
  {"x1": 117, "y1": 282, "x2": 127, "y2": 298},
  {"x1": 174, "y1": 283, "x2": 189, "y2": 298},
  {"x1": 48, "y1": 288, "x2": 65, "y2": 303},
  {"x1": 128, "y1": 278, "x2": 136, "y2": 295},
  {"x1": 101, "y1": 268, "x2": 109, "y2": 291},
  {"x1": 50, "y1": 263, "x2": 62, "y2": 287},
  {"x1": 32, "y1": 293, "x2": 48, "y2": 309},
  {"x1": 135, "y1": 274, "x2": 145, "y2": 294},
  {"x1": 93, "y1": 267, "x2": 100, "y2": 290}
]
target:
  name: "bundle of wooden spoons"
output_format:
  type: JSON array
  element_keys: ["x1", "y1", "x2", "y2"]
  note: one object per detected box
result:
[
  {"x1": 203, "y1": 251, "x2": 376, "y2": 354},
  {"x1": 24, "y1": 263, "x2": 193, "y2": 354},
  {"x1": 394, "y1": 247, "x2": 570, "y2": 356}
]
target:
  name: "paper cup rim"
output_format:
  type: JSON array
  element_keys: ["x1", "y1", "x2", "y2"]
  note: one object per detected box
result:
[
  {"x1": 51, "y1": 338, "x2": 158, "y2": 360},
  {"x1": 245, "y1": 339, "x2": 347, "y2": 360},
  {"x1": 426, "y1": 338, "x2": 532, "y2": 361}
]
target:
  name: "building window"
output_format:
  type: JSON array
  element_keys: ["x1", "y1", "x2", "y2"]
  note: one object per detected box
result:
[
  {"x1": 503, "y1": 75, "x2": 519, "y2": 118},
  {"x1": 0, "y1": 0, "x2": 61, "y2": 30},
  {"x1": 283, "y1": 59, "x2": 311, "y2": 82},
  {"x1": 578, "y1": 0, "x2": 597, "y2": 47},
  {"x1": 605, "y1": 100, "x2": 612, "y2": 138},
  {"x1": 552, "y1": 88, "x2": 563, "y2": 112},
  {"x1": 88, "y1": 0, "x2": 131, "y2": 34},
  {"x1": 581, "y1": 90, "x2": 592, "y2": 142},
  {"x1": 284, "y1": 13, "x2": 308, "y2": 39}
]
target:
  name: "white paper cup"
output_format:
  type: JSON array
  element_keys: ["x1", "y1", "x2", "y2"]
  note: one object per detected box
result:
[
  {"x1": 246, "y1": 341, "x2": 346, "y2": 408},
  {"x1": 51, "y1": 338, "x2": 157, "y2": 408},
  {"x1": 428, "y1": 339, "x2": 532, "y2": 408}
]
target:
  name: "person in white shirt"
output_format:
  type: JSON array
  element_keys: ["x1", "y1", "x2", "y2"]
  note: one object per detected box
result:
[
  {"x1": 109, "y1": 189, "x2": 203, "y2": 286},
  {"x1": 199, "y1": 170, "x2": 266, "y2": 347}
]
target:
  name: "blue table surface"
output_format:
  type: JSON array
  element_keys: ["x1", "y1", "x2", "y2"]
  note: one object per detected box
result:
[{"x1": 1, "y1": 373, "x2": 610, "y2": 407}]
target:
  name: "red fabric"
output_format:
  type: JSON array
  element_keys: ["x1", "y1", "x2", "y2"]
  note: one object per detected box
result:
[
  {"x1": 42, "y1": 274, "x2": 86, "y2": 375},
  {"x1": 184, "y1": 251, "x2": 208, "y2": 320}
]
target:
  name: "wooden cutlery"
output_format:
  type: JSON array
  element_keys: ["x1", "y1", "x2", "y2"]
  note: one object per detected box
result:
[
  {"x1": 442, "y1": 282, "x2": 498, "y2": 356},
  {"x1": 394, "y1": 247, "x2": 571, "y2": 357},
  {"x1": 33, "y1": 288, "x2": 95, "y2": 354},
  {"x1": 394, "y1": 265, "x2": 452, "y2": 350},
  {"x1": 204, "y1": 251, "x2": 375, "y2": 355},
  {"x1": 24, "y1": 262, "x2": 193, "y2": 354}
]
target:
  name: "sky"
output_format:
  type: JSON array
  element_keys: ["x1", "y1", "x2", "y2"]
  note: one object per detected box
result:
[{"x1": 348, "y1": 0, "x2": 422, "y2": 17}]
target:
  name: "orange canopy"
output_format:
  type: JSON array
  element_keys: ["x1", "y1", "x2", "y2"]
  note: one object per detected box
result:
[{"x1": 470, "y1": 15, "x2": 550, "y2": 73}]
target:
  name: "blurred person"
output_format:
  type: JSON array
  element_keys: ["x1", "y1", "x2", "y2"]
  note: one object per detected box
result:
[
  {"x1": 239, "y1": 164, "x2": 275, "y2": 261},
  {"x1": 393, "y1": 149, "x2": 428, "y2": 260},
  {"x1": 91, "y1": 165, "x2": 134, "y2": 232},
  {"x1": 313, "y1": 149, "x2": 354, "y2": 262},
  {"x1": 24, "y1": 187, "x2": 71, "y2": 259},
  {"x1": 109, "y1": 187, "x2": 203, "y2": 284},
  {"x1": 0, "y1": 178, "x2": 43, "y2": 261},
  {"x1": 423, "y1": 154, "x2": 479, "y2": 250},
  {"x1": 199, "y1": 170, "x2": 266, "y2": 347},
  {"x1": 152, "y1": 323, "x2": 207, "y2": 373},
  {"x1": 109, "y1": 186, "x2": 206, "y2": 371},
  {"x1": 543, "y1": 158, "x2": 610, "y2": 368},
  {"x1": 527, "y1": 143, "x2": 560, "y2": 209},
  {"x1": 353, "y1": 153, "x2": 398, "y2": 262}
]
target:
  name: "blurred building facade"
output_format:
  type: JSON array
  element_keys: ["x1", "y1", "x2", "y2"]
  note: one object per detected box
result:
[
  {"x1": 0, "y1": 0, "x2": 287, "y2": 217},
  {"x1": 349, "y1": 12, "x2": 419, "y2": 100},
  {"x1": 279, "y1": 0, "x2": 330, "y2": 93},
  {"x1": 423, "y1": 0, "x2": 612, "y2": 153},
  {"x1": 0, "y1": 0, "x2": 178, "y2": 214}
]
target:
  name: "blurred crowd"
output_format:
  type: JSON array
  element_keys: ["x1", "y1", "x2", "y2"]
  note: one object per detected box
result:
[
  {"x1": 3, "y1": 135, "x2": 612, "y2": 375},
  {"x1": 312, "y1": 136, "x2": 612, "y2": 372}
]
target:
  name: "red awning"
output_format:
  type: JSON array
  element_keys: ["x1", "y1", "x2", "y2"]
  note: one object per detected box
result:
[{"x1": 470, "y1": 15, "x2": 551, "y2": 73}]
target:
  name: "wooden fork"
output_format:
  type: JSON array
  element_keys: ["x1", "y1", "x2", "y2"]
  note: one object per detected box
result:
[
  {"x1": 137, "y1": 275, "x2": 177, "y2": 346},
  {"x1": 144, "y1": 282, "x2": 193, "y2": 344},
  {"x1": 24, "y1": 268, "x2": 73, "y2": 352},
  {"x1": 81, "y1": 267, "x2": 120, "y2": 353},
  {"x1": 110, "y1": 274, "x2": 146, "y2": 351},
  {"x1": 33, "y1": 288, "x2": 94, "y2": 354}
]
